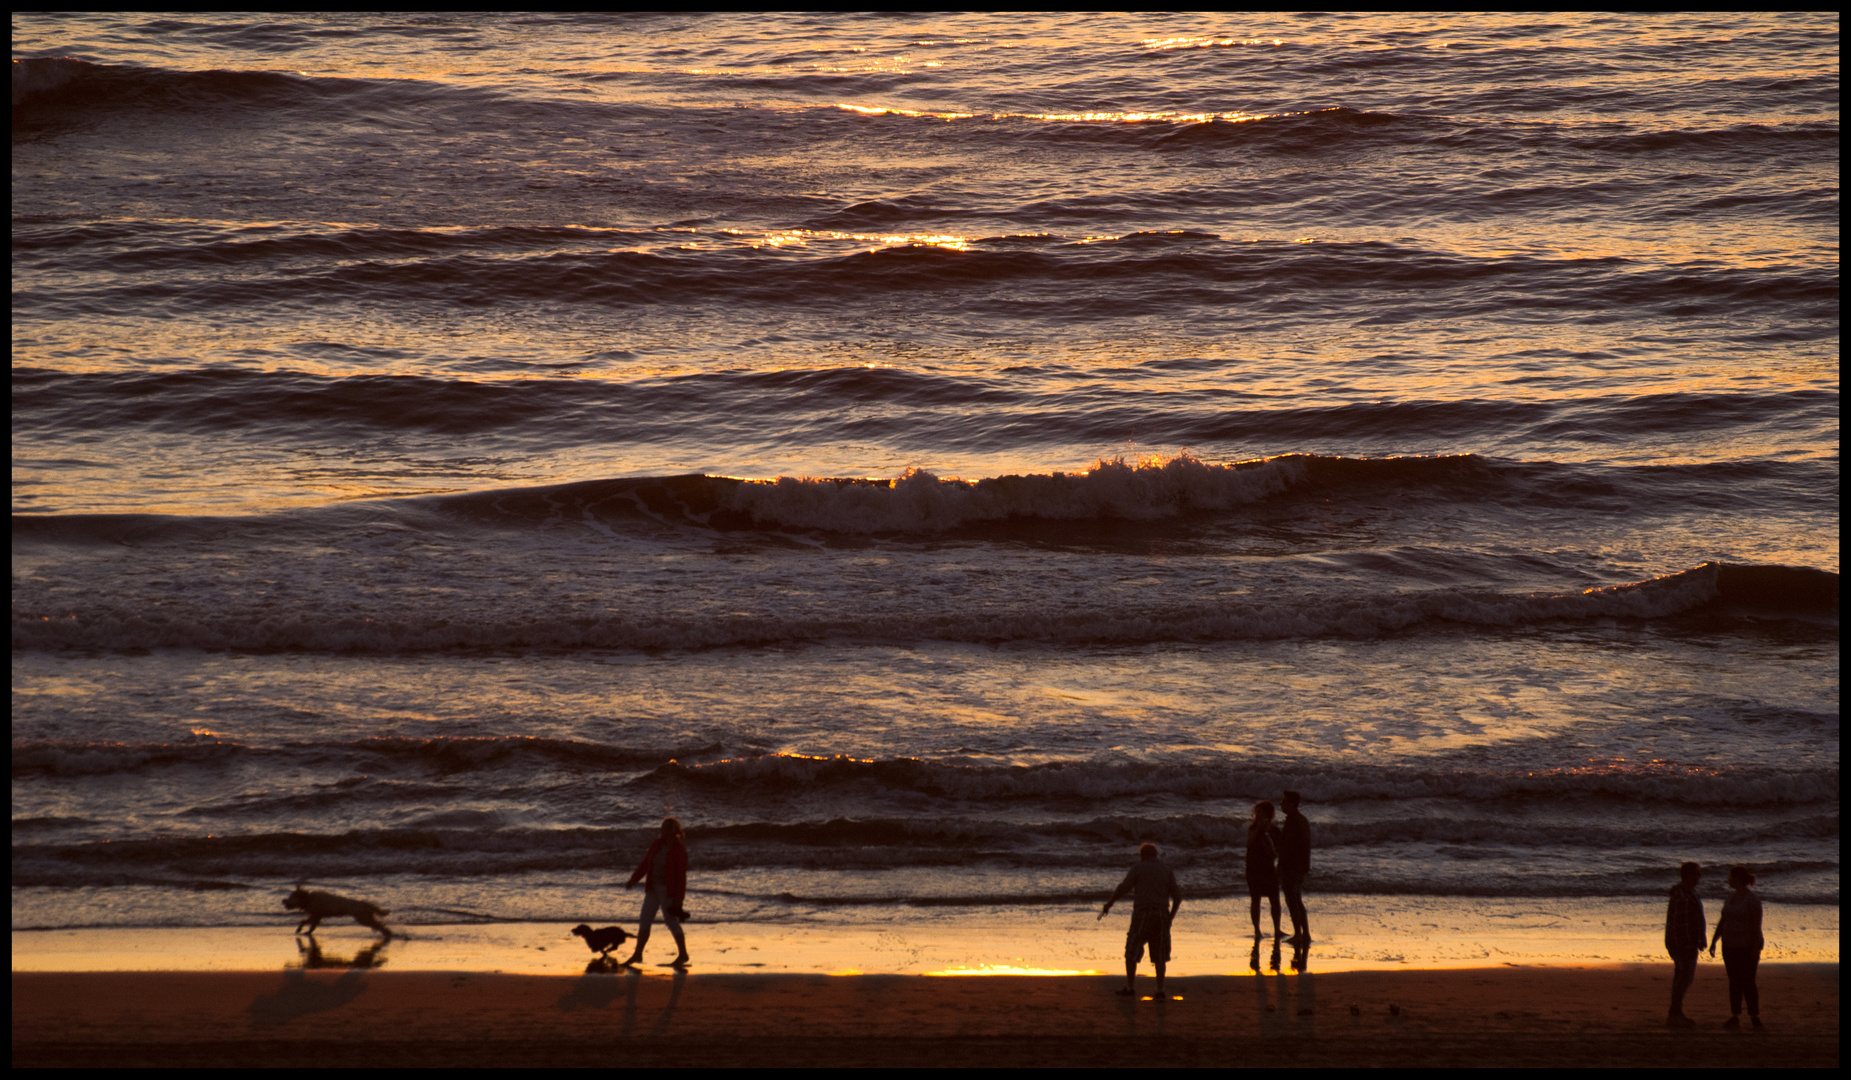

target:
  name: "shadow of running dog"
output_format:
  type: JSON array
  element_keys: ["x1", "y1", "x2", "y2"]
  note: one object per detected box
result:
[{"x1": 294, "y1": 935, "x2": 391, "y2": 970}]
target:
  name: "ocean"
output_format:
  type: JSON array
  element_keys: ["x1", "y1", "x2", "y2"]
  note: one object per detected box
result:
[{"x1": 12, "y1": 13, "x2": 1838, "y2": 957}]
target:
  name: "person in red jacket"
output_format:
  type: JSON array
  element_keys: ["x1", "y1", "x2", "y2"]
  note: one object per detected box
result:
[{"x1": 623, "y1": 817, "x2": 690, "y2": 967}]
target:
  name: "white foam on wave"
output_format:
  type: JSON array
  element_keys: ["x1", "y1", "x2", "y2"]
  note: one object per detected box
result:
[{"x1": 721, "y1": 453, "x2": 1306, "y2": 533}]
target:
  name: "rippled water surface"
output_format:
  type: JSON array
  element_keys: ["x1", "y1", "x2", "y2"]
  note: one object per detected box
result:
[{"x1": 12, "y1": 13, "x2": 1838, "y2": 933}]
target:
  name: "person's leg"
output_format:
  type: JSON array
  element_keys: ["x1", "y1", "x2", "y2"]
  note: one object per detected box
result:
[
  {"x1": 1722, "y1": 949, "x2": 1744, "y2": 1018},
  {"x1": 1249, "y1": 890, "x2": 1262, "y2": 936},
  {"x1": 629, "y1": 889, "x2": 660, "y2": 963},
  {"x1": 1268, "y1": 885, "x2": 1282, "y2": 937},
  {"x1": 1151, "y1": 918, "x2": 1172, "y2": 999},
  {"x1": 1727, "y1": 947, "x2": 1760, "y2": 1020},
  {"x1": 661, "y1": 898, "x2": 688, "y2": 961},
  {"x1": 1668, "y1": 950, "x2": 1696, "y2": 1021},
  {"x1": 1744, "y1": 950, "x2": 1759, "y2": 1020},
  {"x1": 1121, "y1": 917, "x2": 1141, "y2": 994},
  {"x1": 1282, "y1": 874, "x2": 1308, "y2": 939}
]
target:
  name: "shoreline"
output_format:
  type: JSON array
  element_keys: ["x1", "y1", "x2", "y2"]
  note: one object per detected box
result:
[
  {"x1": 14, "y1": 965, "x2": 1838, "y2": 1067},
  {"x1": 12, "y1": 895, "x2": 1839, "y2": 976}
]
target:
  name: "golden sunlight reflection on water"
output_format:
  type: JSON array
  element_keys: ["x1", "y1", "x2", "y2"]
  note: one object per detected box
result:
[{"x1": 11, "y1": 897, "x2": 1837, "y2": 974}]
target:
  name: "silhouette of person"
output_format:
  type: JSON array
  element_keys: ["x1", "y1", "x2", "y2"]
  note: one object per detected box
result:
[
  {"x1": 1709, "y1": 865, "x2": 1763, "y2": 1029},
  {"x1": 1277, "y1": 791, "x2": 1311, "y2": 943},
  {"x1": 1664, "y1": 860, "x2": 1707, "y2": 1027},
  {"x1": 1101, "y1": 842, "x2": 1182, "y2": 1000},
  {"x1": 1246, "y1": 801, "x2": 1283, "y2": 939},
  {"x1": 623, "y1": 817, "x2": 690, "y2": 967}
]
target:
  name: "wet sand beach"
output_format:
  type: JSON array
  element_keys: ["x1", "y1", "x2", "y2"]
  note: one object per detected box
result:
[
  {"x1": 13, "y1": 964, "x2": 1837, "y2": 1067},
  {"x1": 10, "y1": 897, "x2": 1841, "y2": 975}
]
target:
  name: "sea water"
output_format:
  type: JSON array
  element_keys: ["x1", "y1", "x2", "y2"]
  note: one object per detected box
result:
[{"x1": 12, "y1": 14, "x2": 1837, "y2": 957}]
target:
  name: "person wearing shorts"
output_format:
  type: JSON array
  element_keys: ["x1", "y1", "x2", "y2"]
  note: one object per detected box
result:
[{"x1": 1101, "y1": 842, "x2": 1183, "y2": 1000}]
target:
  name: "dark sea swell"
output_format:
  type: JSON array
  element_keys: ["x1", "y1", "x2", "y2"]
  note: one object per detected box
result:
[
  {"x1": 12, "y1": 366, "x2": 1839, "y2": 455},
  {"x1": 8, "y1": 555, "x2": 1834, "y2": 654},
  {"x1": 15, "y1": 231, "x2": 1838, "y2": 326}
]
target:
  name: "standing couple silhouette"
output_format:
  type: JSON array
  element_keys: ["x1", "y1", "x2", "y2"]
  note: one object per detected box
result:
[{"x1": 1246, "y1": 791, "x2": 1312, "y2": 943}]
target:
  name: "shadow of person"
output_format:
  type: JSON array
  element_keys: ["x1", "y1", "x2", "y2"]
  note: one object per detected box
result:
[
  {"x1": 556, "y1": 961, "x2": 629, "y2": 1013},
  {"x1": 651, "y1": 966, "x2": 686, "y2": 1035},
  {"x1": 1252, "y1": 948, "x2": 1282, "y2": 1035},
  {"x1": 1291, "y1": 945, "x2": 1316, "y2": 1036},
  {"x1": 295, "y1": 936, "x2": 391, "y2": 971},
  {"x1": 1113, "y1": 973, "x2": 1141, "y2": 1034},
  {"x1": 622, "y1": 965, "x2": 643, "y2": 1037},
  {"x1": 248, "y1": 965, "x2": 370, "y2": 1029}
]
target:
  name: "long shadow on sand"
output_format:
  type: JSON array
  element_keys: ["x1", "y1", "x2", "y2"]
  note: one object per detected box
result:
[
  {"x1": 247, "y1": 937, "x2": 391, "y2": 1028},
  {"x1": 248, "y1": 967, "x2": 370, "y2": 1029},
  {"x1": 556, "y1": 963, "x2": 684, "y2": 1036}
]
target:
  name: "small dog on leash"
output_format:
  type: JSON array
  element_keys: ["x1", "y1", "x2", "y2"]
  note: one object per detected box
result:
[
  {"x1": 283, "y1": 886, "x2": 392, "y2": 937},
  {"x1": 571, "y1": 924, "x2": 630, "y2": 958}
]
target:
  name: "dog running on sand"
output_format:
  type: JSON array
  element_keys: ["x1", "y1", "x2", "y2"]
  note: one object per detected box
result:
[
  {"x1": 571, "y1": 924, "x2": 630, "y2": 958},
  {"x1": 283, "y1": 886, "x2": 392, "y2": 937}
]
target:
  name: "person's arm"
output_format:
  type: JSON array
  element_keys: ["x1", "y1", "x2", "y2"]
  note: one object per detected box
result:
[
  {"x1": 668, "y1": 843, "x2": 689, "y2": 901},
  {"x1": 1708, "y1": 906, "x2": 1724, "y2": 955},
  {"x1": 1101, "y1": 869, "x2": 1135, "y2": 916},
  {"x1": 1168, "y1": 871, "x2": 1182, "y2": 922},
  {"x1": 625, "y1": 839, "x2": 657, "y2": 889}
]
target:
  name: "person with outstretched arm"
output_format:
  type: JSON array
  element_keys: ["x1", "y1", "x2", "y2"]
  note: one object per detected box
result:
[
  {"x1": 624, "y1": 817, "x2": 690, "y2": 968},
  {"x1": 1101, "y1": 842, "x2": 1183, "y2": 1001}
]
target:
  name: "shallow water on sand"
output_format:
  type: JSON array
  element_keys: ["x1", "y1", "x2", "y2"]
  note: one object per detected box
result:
[{"x1": 11, "y1": 896, "x2": 1841, "y2": 975}]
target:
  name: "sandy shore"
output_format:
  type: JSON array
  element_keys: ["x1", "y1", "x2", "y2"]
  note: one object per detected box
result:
[
  {"x1": 13, "y1": 964, "x2": 1837, "y2": 1067},
  {"x1": 13, "y1": 896, "x2": 1840, "y2": 975}
]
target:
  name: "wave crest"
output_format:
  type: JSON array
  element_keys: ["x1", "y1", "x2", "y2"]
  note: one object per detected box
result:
[{"x1": 722, "y1": 453, "x2": 1302, "y2": 532}]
